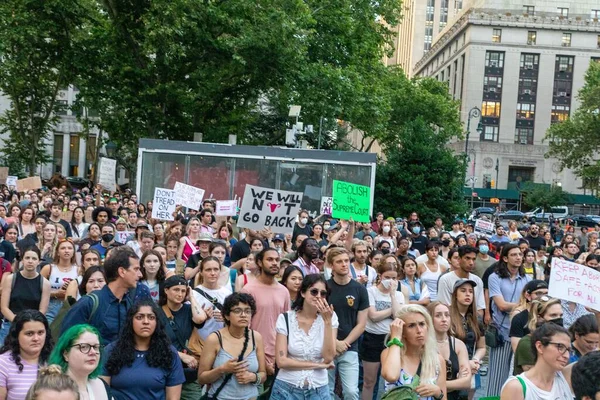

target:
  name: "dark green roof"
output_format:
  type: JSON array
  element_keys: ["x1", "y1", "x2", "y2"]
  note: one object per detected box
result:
[{"x1": 463, "y1": 188, "x2": 600, "y2": 204}]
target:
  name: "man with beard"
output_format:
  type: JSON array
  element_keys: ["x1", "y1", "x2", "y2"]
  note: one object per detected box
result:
[
  {"x1": 525, "y1": 223, "x2": 545, "y2": 250},
  {"x1": 490, "y1": 224, "x2": 511, "y2": 243},
  {"x1": 292, "y1": 237, "x2": 320, "y2": 275},
  {"x1": 350, "y1": 240, "x2": 377, "y2": 287},
  {"x1": 242, "y1": 248, "x2": 290, "y2": 399}
]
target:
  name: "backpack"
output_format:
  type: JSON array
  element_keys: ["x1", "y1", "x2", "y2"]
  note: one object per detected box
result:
[{"x1": 49, "y1": 293, "x2": 100, "y2": 340}]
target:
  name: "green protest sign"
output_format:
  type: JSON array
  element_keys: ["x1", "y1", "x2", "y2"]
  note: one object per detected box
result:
[{"x1": 331, "y1": 180, "x2": 371, "y2": 223}]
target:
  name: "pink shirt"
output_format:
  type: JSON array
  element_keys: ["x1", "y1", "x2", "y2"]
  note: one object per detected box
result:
[{"x1": 0, "y1": 351, "x2": 39, "y2": 400}]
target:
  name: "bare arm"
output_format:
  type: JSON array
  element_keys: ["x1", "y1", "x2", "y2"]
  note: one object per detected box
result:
[
  {"x1": 198, "y1": 333, "x2": 229, "y2": 385},
  {"x1": 342, "y1": 308, "x2": 367, "y2": 346},
  {"x1": 0, "y1": 272, "x2": 11, "y2": 296},
  {"x1": 65, "y1": 279, "x2": 79, "y2": 300},
  {"x1": 500, "y1": 379, "x2": 525, "y2": 400},
  {"x1": 0, "y1": 275, "x2": 14, "y2": 322},
  {"x1": 177, "y1": 237, "x2": 186, "y2": 265},
  {"x1": 165, "y1": 385, "x2": 182, "y2": 400},
  {"x1": 446, "y1": 339, "x2": 471, "y2": 392},
  {"x1": 39, "y1": 279, "x2": 51, "y2": 315},
  {"x1": 368, "y1": 304, "x2": 393, "y2": 322},
  {"x1": 381, "y1": 346, "x2": 402, "y2": 383},
  {"x1": 511, "y1": 336, "x2": 521, "y2": 353},
  {"x1": 0, "y1": 386, "x2": 6, "y2": 400}
]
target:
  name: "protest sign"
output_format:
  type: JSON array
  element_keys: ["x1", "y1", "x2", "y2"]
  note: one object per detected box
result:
[
  {"x1": 320, "y1": 197, "x2": 333, "y2": 215},
  {"x1": 6, "y1": 176, "x2": 17, "y2": 187},
  {"x1": 0, "y1": 167, "x2": 8, "y2": 185},
  {"x1": 115, "y1": 231, "x2": 134, "y2": 244},
  {"x1": 331, "y1": 180, "x2": 370, "y2": 223},
  {"x1": 237, "y1": 185, "x2": 303, "y2": 233},
  {"x1": 60, "y1": 211, "x2": 73, "y2": 222},
  {"x1": 474, "y1": 219, "x2": 494, "y2": 237},
  {"x1": 97, "y1": 157, "x2": 116, "y2": 192},
  {"x1": 16, "y1": 176, "x2": 42, "y2": 192},
  {"x1": 173, "y1": 182, "x2": 205, "y2": 210},
  {"x1": 549, "y1": 257, "x2": 600, "y2": 312},
  {"x1": 151, "y1": 188, "x2": 176, "y2": 221},
  {"x1": 215, "y1": 200, "x2": 238, "y2": 216}
]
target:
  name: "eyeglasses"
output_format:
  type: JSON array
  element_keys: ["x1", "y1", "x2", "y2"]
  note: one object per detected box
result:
[
  {"x1": 309, "y1": 288, "x2": 328, "y2": 298},
  {"x1": 230, "y1": 308, "x2": 253, "y2": 316},
  {"x1": 70, "y1": 343, "x2": 103, "y2": 354},
  {"x1": 445, "y1": 359, "x2": 453, "y2": 380},
  {"x1": 547, "y1": 342, "x2": 570, "y2": 355}
]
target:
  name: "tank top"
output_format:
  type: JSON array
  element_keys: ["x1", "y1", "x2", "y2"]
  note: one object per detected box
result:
[
  {"x1": 420, "y1": 263, "x2": 441, "y2": 301},
  {"x1": 181, "y1": 236, "x2": 198, "y2": 263},
  {"x1": 209, "y1": 331, "x2": 259, "y2": 400},
  {"x1": 503, "y1": 372, "x2": 573, "y2": 400},
  {"x1": 48, "y1": 264, "x2": 78, "y2": 290},
  {"x1": 9, "y1": 272, "x2": 43, "y2": 315},
  {"x1": 402, "y1": 278, "x2": 423, "y2": 302},
  {"x1": 446, "y1": 337, "x2": 460, "y2": 400},
  {"x1": 384, "y1": 361, "x2": 438, "y2": 399}
]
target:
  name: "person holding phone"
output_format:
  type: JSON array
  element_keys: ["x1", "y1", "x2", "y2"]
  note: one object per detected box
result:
[{"x1": 41, "y1": 238, "x2": 79, "y2": 324}]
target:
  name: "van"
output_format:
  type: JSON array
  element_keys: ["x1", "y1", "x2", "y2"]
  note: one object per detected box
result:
[{"x1": 529, "y1": 206, "x2": 569, "y2": 222}]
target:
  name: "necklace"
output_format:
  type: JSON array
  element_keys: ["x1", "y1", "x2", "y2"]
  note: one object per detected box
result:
[
  {"x1": 436, "y1": 336, "x2": 448, "y2": 343},
  {"x1": 228, "y1": 329, "x2": 244, "y2": 339}
]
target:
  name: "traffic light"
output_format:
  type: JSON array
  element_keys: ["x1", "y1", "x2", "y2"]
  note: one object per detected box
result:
[{"x1": 491, "y1": 180, "x2": 495, "y2": 189}]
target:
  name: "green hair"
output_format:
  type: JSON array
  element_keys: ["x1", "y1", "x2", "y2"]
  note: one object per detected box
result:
[{"x1": 48, "y1": 324, "x2": 103, "y2": 379}]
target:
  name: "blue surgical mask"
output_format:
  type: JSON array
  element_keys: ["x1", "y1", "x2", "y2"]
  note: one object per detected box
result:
[
  {"x1": 479, "y1": 245, "x2": 489, "y2": 254},
  {"x1": 412, "y1": 227, "x2": 420, "y2": 234}
]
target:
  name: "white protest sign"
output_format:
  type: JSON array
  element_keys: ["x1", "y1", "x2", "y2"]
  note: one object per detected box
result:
[
  {"x1": 474, "y1": 219, "x2": 494, "y2": 237},
  {"x1": 97, "y1": 157, "x2": 116, "y2": 192},
  {"x1": 237, "y1": 185, "x2": 303, "y2": 234},
  {"x1": 173, "y1": 181, "x2": 205, "y2": 210},
  {"x1": 6, "y1": 176, "x2": 17, "y2": 187},
  {"x1": 215, "y1": 200, "x2": 238, "y2": 216},
  {"x1": 151, "y1": 188, "x2": 176, "y2": 221},
  {"x1": 549, "y1": 257, "x2": 600, "y2": 312},
  {"x1": 320, "y1": 196, "x2": 333, "y2": 215}
]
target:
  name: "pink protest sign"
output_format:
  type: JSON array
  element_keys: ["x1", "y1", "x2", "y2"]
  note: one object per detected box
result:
[{"x1": 549, "y1": 257, "x2": 600, "y2": 312}]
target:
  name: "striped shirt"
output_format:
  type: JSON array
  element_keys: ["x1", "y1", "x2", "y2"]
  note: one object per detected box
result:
[{"x1": 0, "y1": 351, "x2": 39, "y2": 400}]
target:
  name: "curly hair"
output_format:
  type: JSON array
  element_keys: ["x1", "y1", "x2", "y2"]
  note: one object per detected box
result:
[
  {"x1": 91, "y1": 206, "x2": 113, "y2": 224},
  {"x1": 222, "y1": 293, "x2": 257, "y2": 326},
  {"x1": 104, "y1": 299, "x2": 174, "y2": 375},
  {"x1": 0, "y1": 310, "x2": 53, "y2": 372},
  {"x1": 48, "y1": 324, "x2": 103, "y2": 379}
]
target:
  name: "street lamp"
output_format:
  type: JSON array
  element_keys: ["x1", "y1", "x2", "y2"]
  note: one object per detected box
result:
[
  {"x1": 105, "y1": 141, "x2": 117, "y2": 158},
  {"x1": 464, "y1": 107, "x2": 483, "y2": 155}
]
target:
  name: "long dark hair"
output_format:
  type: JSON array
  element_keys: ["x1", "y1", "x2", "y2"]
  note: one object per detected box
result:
[
  {"x1": 104, "y1": 300, "x2": 174, "y2": 375},
  {"x1": 78, "y1": 266, "x2": 106, "y2": 296},
  {"x1": 70, "y1": 206, "x2": 86, "y2": 233},
  {"x1": 0, "y1": 310, "x2": 53, "y2": 372},
  {"x1": 280, "y1": 265, "x2": 303, "y2": 287},
  {"x1": 496, "y1": 244, "x2": 526, "y2": 278},
  {"x1": 293, "y1": 274, "x2": 330, "y2": 311},
  {"x1": 140, "y1": 249, "x2": 166, "y2": 283}
]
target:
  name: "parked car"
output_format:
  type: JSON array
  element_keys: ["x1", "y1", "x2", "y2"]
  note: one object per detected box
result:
[
  {"x1": 497, "y1": 210, "x2": 525, "y2": 221},
  {"x1": 529, "y1": 206, "x2": 570, "y2": 223},
  {"x1": 586, "y1": 215, "x2": 600, "y2": 224},
  {"x1": 469, "y1": 207, "x2": 496, "y2": 222},
  {"x1": 568, "y1": 215, "x2": 600, "y2": 228}
]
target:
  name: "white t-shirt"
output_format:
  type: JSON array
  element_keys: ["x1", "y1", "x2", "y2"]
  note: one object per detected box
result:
[
  {"x1": 350, "y1": 264, "x2": 377, "y2": 288},
  {"x1": 503, "y1": 373, "x2": 573, "y2": 400},
  {"x1": 366, "y1": 286, "x2": 405, "y2": 335},
  {"x1": 192, "y1": 285, "x2": 232, "y2": 340},
  {"x1": 436, "y1": 271, "x2": 486, "y2": 311},
  {"x1": 275, "y1": 311, "x2": 339, "y2": 389}
]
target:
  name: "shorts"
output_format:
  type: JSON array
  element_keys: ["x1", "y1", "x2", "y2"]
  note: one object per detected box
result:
[{"x1": 359, "y1": 331, "x2": 387, "y2": 362}]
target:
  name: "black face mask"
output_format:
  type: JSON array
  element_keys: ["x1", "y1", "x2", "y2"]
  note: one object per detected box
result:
[
  {"x1": 549, "y1": 317, "x2": 564, "y2": 327},
  {"x1": 102, "y1": 234, "x2": 114, "y2": 243},
  {"x1": 442, "y1": 239, "x2": 450, "y2": 247},
  {"x1": 381, "y1": 248, "x2": 390, "y2": 255}
]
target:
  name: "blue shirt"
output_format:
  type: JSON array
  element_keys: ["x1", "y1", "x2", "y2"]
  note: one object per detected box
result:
[
  {"x1": 103, "y1": 343, "x2": 185, "y2": 400},
  {"x1": 488, "y1": 272, "x2": 531, "y2": 340}
]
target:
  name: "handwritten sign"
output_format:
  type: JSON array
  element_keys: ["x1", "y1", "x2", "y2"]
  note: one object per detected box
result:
[
  {"x1": 16, "y1": 176, "x2": 42, "y2": 192},
  {"x1": 6, "y1": 176, "x2": 17, "y2": 187},
  {"x1": 320, "y1": 196, "x2": 333, "y2": 215},
  {"x1": 331, "y1": 180, "x2": 370, "y2": 223},
  {"x1": 215, "y1": 200, "x2": 238, "y2": 216},
  {"x1": 474, "y1": 219, "x2": 494, "y2": 237},
  {"x1": 173, "y1": 182, "x2": 205, "y2": 210},
  {"x1": 98, "y1": 157, "x2": 116, "y2": 192},
  {"x1": 115, "y1": 231, "x2": 134, "y2": 244},
  {"x1": 237, "y1": 185, "x2": 303, "y2": 233},
  {"x1": 151, "y1": 188, "x2": 176, "y2": 221},
  {"x1": 0, "y1": 167, "x2": 8, "y2": 185},
  {"x1": 549, "y1": 257, "x2": 600, "y2": 312}
]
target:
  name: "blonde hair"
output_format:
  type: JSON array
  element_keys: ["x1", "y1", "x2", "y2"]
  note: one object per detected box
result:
[
  {"x1": 389, "y1": 305, "x2": 439, "y2": 382},
  {"x1": 25, "y1": 365, "x2": 79, "y2": 400},
  {"x1": 528, "y1": 297, "x2": 561, "y2": 332},
  {"x1": 326, "y1": 247, "x2": 349, "y2": 266}
]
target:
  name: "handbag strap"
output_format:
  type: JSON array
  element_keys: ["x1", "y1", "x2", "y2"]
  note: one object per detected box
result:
[
  {"x1": 516, "y1": 376, "x2": 527, "y2": 398},
  {"x1": 159, "y1": 305, "x2": 190, "y2": 352},
  {"x1": 194, "y1": 287, "x2": 224, "y2": 312},
  {"x1": 499, "y1": 278, "x2": 520, "y2": 328}
]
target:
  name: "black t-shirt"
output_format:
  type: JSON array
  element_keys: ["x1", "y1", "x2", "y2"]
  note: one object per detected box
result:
[
  {"x1": 292, "y1": 224, "x2": 313, "y2": 247},
  {"x1": 509, "y1": 309, "x2": 530, "y2": 338},
  {"x1": 230, "y1": 239, "x2": 251, "y2": 263},
  {"x1": 52, "y1": 218, "x2": 73, "y2": 238},
  {"x1": 482, "y1": 262, "x2": 498, "y2": 290},
  {"x1": 326, "y1": 278, "x2": 369, "y2": 352},
  {"x1": 185, "y1": 253, "x2": 203, "y2": 271},
  {"x1": 410, "y1": 235, "x2": 429, "y2": 255},
  {"x1": 163, "y1": 304, "x2": 202, "y2": 352},
  {"x1": 525, "y1": 235, "x2": 545, "y2": 251}
]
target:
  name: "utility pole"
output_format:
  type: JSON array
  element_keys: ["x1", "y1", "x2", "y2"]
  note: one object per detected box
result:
[{"x1": 495, "y1": 158, "x2": 499, "y2": 199}]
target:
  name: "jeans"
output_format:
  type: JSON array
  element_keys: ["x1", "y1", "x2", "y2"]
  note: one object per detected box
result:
[
  {"x1": 46, "y1": 298, "x2": 62, "y2": 325},
  {"x1": 271, "y1": 379, "x2": 330, "y2": 400},
  {"x1": 328, "y1": 351, "x2": 359, "y2": 400},
  {"x1": 0, "y1": 321, "x2": 10, "y2": 347}
]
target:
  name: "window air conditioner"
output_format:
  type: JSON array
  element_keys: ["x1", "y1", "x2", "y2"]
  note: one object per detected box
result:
[
  {"x1": 523, "y1": 89, "x2": 532, "y2": 95},
  {"x1": 520, "y1": 138, "x2": 528, "y2": 144}
]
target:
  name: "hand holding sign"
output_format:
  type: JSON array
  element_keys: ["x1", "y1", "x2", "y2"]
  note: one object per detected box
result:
[{"x1": 549, "y1": 257, "x2": 600, "y2": 312}]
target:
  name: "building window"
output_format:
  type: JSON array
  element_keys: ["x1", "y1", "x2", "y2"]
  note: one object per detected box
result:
[
  {"x1": 85, "y1": 136, "x2": 97, "y2": 179},
  {"x1": 553, "y1": 80, "x2": 571, "y2": 97},
  {"x1": 523, "y1": 5, "x2": 535, "y2": 16},
  {"x1": 492, "y1": 29, "x2": 502, "y2": 43},
  {"x1": 485, "y1": 51, "x2": 504, "y2": 68},
  {"x1": 562, "y1": 33, "x2": 572, "y2": 47},
  {"x1": 557, "y1": 56, "x2": 574, "y2": 73},
  {"x1": 482, "y1": 101, "x2": 501, "y2": 117},
  {"x1": 484, "y1": 76, "x2": 503, "y2": 92},
  {"x1": 55, "y1": 100, "x2": 68, "y2": 116},
  {"x1": 69, "y1": 135, "x2": 79, "y2": 176},
  {"x1": 516, "y1": 103, "x2": 535, "y2": 120},
  {"x1": 455, "y1": 0, "x2": 463, "y2": 13},
  {"x1": 518, "y1": 78, "x2": 538, "y2": 95},
  {"x1": 597, "y1": 35, "x2": 600, "y2": 49},
  {"x1": 558, "y1": 7, "x2": 569, "y2": 17},
  {"x1": 482, "y1": 125, "x2": 499, "y2": 142},
  {"x1": 527, "y1": 31, "x2": 537, "y2": 45},
  {"x1": 440, "y1": 0, "x2": 448, "y2": 27},
  {"x1": 53, "y1": 135, "x2": 64, "y2": 174},
  {"x1": 520, "y1": 53, "x2": 540, "y2": 69},
  {"x1": 551, "y1": 105, "x2": 570, "y2": 123},
  {"x1": 592, "y1": 10, "x2": 600, "y2": 19},
  {"x1": 515, "y1": 128, "x2": 534, "y2": 145}
]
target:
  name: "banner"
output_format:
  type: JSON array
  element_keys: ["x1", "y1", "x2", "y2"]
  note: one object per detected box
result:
[
  {"x1": 6, "y1": 176, "x2": 17, "y2": 187},
  {"x1": 320, "y1": 196, "x2": 333, "y2": 215},
  {"x1": 237, "y1": 185, "x2": 303, "y2": 233},
  {"x1": 474, "y1": 219, "x2": 494, "y2": 237},
  {"x1": 549, "y1": 257, "x2": 600, "y2": 312},
  {"x1": 173, "y1": 182, "x2": 205, "y2": 210},
  {"x1": 16, "y1": 176, "x2": 42, "y2": 192},
  {"x1": 331, "y1": 180, "x2": 370, "y2": 223},
  {"x1": 215, "y1": 200, "x2": 238, "y2": 216},
  {"x1": 97, "y1": 157, "x2": 117, "y2": 192},
  {"x1": 151, "y1": 188, "x2": 177, "y2": 221},
  {"x1": 0, "y1": 167, "x2": 8, "y2": 185}
]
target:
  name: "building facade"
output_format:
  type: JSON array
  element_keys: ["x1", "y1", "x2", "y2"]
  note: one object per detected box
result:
[{"x1": 410, "y1": 0, "x2": 600, "y2": 197}]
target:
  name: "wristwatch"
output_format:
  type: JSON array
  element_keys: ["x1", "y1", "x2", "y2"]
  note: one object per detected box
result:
[{"x1": 433, "y1": 391, "x2": 444, "y2": 400}]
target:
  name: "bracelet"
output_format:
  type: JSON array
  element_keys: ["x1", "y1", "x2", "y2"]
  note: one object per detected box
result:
[
  {"x1": 254, "y1": 372, "x2": 261, "y2": 386},
  {"x1": 386, "y1": 337, "x2": 404, "y2": 348}
]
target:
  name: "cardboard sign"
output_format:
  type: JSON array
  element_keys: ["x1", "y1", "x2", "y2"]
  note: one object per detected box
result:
[
  {"x1": 115, "y1": 231, "x2": 134, "y2": 244},
  {"x1": 60, "y1": 211, "x2": 73, "y2": 222},
  {"x1": 320, "y1": 197, "x2": 333, "y2": 215},
  {"x1": 0, "y1": 167, "x2": 8, "y2": 185},
  {"x1": 215, "y1": 200, "x2": 238, "y2": 216},
  {"x1": 151, "y1": 188, "x2": 176, "y2": 221},
  {"x1": 173, "y1": 182, "x2": 205, "y2": 210},
  {"x1": 549, "y1": 257, "x2": 600, "y2": 312},
  {"x1": 16, "y1": 176, "x2": 42, "y2": 192},
  {"x1": 237, "y1": 185, "x2": 303, "y2": 233},
  {"x1": 331, "y1": 180, "x2": 370, "y2": 223},
  {"x1": 6, "y1": 176, "x2": 17, "y2": 187},
  {"x1": 97, "y1": 157, "x2": 117, "y2": 192},
  {"x1": 474, "y1": 219, "x2": 494, "y2": 237}
]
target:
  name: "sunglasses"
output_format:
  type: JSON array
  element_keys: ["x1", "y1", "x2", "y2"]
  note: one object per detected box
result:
[{"x1": 309, "y1": 289, "x2": 328, "y2": 298}]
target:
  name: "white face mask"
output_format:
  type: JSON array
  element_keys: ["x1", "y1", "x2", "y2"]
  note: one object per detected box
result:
[
  {"x1": 381, "y1": 279, "x2": 392, "y2": 289},
  {"x1": 300, "y1": 218, "x2": 308, "y2": 225},
  {"x1": 382, "y1": 226, "x2": 391, "y2": 233}
]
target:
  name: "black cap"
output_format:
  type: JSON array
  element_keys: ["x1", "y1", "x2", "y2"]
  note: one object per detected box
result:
[
  {"x1": 163, "y1": 275, "x2": 189, "y2": 289},
  {"x1": 525, "y1": 280, "x2": 548, "y2": 294}
]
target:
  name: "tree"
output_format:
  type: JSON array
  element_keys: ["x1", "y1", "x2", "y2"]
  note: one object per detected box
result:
[
  {"x1": 522, "y1": 185, "x2": 572, "y2": 211},
  {"x1": 546, "y1": 61, "x2": 600, "y2": 193},
  {"x1": 0, "y1": 0, "x2": 88, "y2": 176},
  {"x1": 374, "y1": 119, "x2": 467, "y2": 227}
]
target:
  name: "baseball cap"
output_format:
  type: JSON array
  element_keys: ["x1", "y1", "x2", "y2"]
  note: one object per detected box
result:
[
  {"x1": 452, "y1": 279, "x2": 477, "y2": 292},
  {"x1": 524, "y1": 280, "x2": 548, "y2": 294},
  {"x1": 273, "y1": 233, "x2": 285, "y2": 242},
  {"x1": 197, "y1": 232, "x2": 213, "y2": 243}
]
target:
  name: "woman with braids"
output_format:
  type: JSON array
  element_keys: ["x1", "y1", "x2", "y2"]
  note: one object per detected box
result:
[
  {"x1": 101, "y1": 299, "x2": 185, "y2": 400},
  {"x1": 0, "y1": 310, "x2": 53, "y2": 400},
  {"x1": 198, "y1": 292, "x2": 266, "y2": 400}
]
